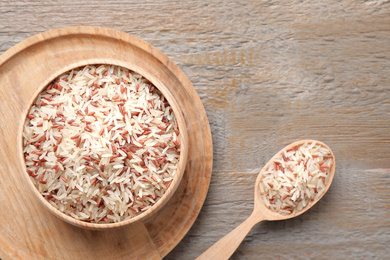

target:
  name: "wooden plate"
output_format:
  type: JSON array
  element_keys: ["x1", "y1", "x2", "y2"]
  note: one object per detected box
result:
[{"x1": 0, "y1": 26, "x2": 212, "y2": 259}]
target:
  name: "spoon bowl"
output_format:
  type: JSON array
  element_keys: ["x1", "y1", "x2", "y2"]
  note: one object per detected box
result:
[
  {"x1": 254, "y1": 139, "x2": 336, "y2": 221},
  {"x1": 197, "y1": 140, "x2": 335, "y2": 260}
]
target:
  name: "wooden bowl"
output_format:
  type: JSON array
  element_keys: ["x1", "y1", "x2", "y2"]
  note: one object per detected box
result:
[{"x1": 18, "y1": 27, "x2": 189, "y2": 230}]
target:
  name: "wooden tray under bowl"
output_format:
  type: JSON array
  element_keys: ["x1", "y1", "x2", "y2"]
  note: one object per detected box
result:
[{"x1": 0, "y1": 26, "x2": 212, "y2": 259}]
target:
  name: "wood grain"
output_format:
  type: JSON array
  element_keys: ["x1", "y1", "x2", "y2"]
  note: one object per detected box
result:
[{"x1": 1, "y1": 0, "x2": 390, "y2": 259}]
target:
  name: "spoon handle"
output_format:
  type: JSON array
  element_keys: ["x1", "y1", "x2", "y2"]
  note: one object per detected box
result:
[{"x1": 196, "y1": 211, "x2": 264, "y2": 260}]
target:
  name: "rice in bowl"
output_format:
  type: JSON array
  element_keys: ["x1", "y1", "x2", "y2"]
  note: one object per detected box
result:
[{"x1": 23, "y1": 64, "x2": 181, "y2": 223}]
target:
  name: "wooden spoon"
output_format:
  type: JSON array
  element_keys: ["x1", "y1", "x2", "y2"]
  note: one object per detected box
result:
[{"x1": 197, "y1": 140, "x2": 336, "y2": 260}]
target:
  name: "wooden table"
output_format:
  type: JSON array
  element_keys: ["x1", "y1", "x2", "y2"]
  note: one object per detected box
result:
[{"x1": 1, "y1": 1, "x2": 389, "y2": 259}]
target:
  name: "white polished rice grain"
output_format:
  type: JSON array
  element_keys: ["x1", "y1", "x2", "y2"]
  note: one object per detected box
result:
[{"x1": 23, "y1": 65, "x2": 180, "y2": 223}]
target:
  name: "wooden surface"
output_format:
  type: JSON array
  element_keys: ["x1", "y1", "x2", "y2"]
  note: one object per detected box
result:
[
  {"x1": 0, "y1": 27, "x2": 212, "y2": 259},
  {"x1": 1, "y1": 0, "x2": 390, "y2": 259}
]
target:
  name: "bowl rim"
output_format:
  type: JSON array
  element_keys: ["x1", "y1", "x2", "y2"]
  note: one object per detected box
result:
[{"x1": 17, "y1": 28, "x2": 189, "y2": 230}]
